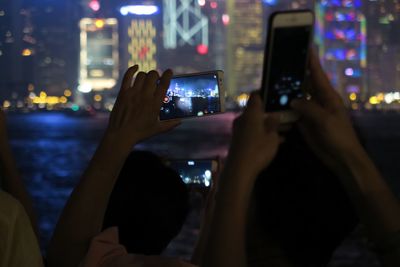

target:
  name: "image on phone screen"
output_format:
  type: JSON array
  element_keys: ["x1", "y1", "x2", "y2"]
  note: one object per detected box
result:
[
  {"x1": 167, "y1": 160, "x2": 213, "y2": 187},
  {"x1": 160, "y1": 73, "x2": 221, "y2": 120},
  {"x1": 265, "y1": 26, "x2": 311, "y2": 111}
]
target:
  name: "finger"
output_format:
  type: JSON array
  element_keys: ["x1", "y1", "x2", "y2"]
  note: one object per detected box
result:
[
  {"x1": 278, "y1": 124, "x2": 293, "y2": 134},
  {"x1": 279, "y1": 136, "x2": 286, "y2": 144},
  {"x1": 156, "y1": 119, "x2": 181, "y2": 134},
  {"x1": 143, "y1": 70, "x2": 160, "y2": 98},
  {"x1": 155, "y1": 69, "x2": 173, "y2": 102},
  {"x1": 130, "y1": 71, "x2": 146, "y2": 96},
  {"x1": 309, "y1": 51, "x2": 340, "y2": 104},
  {"x1": 290, "y1": 99, "x2": 326, "y2": 126},
  {"x1": 245, "y1": 91, "x2": 263, "y2": 113},
  {"x1": 121, "y1": 65, "x2": 139, "y2": 92}
]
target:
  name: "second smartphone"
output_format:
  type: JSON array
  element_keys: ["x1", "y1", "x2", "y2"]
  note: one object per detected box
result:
[
  {"x1": 166, "y1": 159, "x2": 218, "y2": 187},
  {"x1": 261, "y1": 10, "x2": 314, "y2": 118},
  {"x1": 160, "y1": 71, "x2": 225, "y2": 120}
]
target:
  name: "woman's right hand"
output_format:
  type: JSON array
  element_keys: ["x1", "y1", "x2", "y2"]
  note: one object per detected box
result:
[
  {"x1": 290, "y1": 53, "x2": 366, "y2": 171},
  {"x1": 227, "y1": 92, "x2": 281, "y2": 179},
  {"x1": 105, "y1": 66, "x2": 180, "y2": 151}
]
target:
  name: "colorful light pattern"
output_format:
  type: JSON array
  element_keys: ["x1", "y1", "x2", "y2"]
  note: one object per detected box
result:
[
  {"x1": 128, "y1": 20, "x2": 157, "y2": 71},
  {"x1": 120, "y1": 5, "x2": 159, "y2": 16},
  {"x1": 315, "y1": 0, "x2": 367, "y2": 102}
]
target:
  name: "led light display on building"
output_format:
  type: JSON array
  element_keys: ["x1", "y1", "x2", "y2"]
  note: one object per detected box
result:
[
  {"x1": 163, "y1": 0, "x2": 209, "y2": 50},
  {"x1": 79, "y1": 18, "x2": 119, "y2": 92},
  {"x1": 128, "y1": 19, "x2": 157, "y2": 71},
  {"x1": 315, "y1": 0, "x2": 367, "y2": 102}
]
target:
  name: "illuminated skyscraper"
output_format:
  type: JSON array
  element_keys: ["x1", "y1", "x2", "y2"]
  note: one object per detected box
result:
[
  {"x1": 0, "y1": 0, "x2": 35, "y2": 104},
  {"x1": 79, "y1": 18, "x2": 119, "y2": 93},
  {"x1": 29, "y1": 0, "x2": 79, "y2": 99},
  {"x1": 127, "y1": 19, "x2": 158, "y2": 71},
  {"x1": 226, "y1": 0, "x2": 265, "y2": 96},
  {"x1": 160, "y1": 0, "x2": 226, "y2": 74},
  {"x1": 119, "y1": 2, "x2": 161, "y2": 72},
  {"x1": 315, "y1": 0, "x2": 367, "y2": 104},
  {"x1": 364, "y1": 0, "x2": 400, "y2": 96}
]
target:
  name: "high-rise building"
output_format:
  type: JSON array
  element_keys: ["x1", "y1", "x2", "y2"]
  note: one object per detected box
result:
[
  {"x1": 315, "y1": 0, "x2": 367, "y2": 104},
  {"x1": 161, "y1": 0, "x2": 226, "y2": 74},
  {"x1": 226, "y1": 0, "x2": 265, "y2": 96},
  {"x1": 78, "y1": 18, "x2": 119, "y2": 94},
  {"x1": 0, "y1": 0, "x2": 35, "y2": 105},
  {"x1": 119, "y1": 2, "x2": 162, "y2": 72},
  {"x1": 31, "y1": 0, "x2": 79, "y2": 97},
  {"x1": 364, "y1": 0, "x2": 400, "y2": 96}
]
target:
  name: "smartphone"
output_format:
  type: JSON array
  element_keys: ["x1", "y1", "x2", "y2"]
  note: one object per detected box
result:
[
  {"x1": 261, "y1": 10, "x2": 314, "y2": 123},
  {"x1": 159, "y1": 71, "x2": 225, "y2": 120},
  {"x1": 166, "y1": 159, "x2": 218, "y2": 187}
]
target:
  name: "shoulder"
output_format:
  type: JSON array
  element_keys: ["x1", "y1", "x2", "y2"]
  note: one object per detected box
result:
[
  {"x1": 82, "y1": 227, "x2": 198, "y2": 267},
  {"x1": 0, "y1": 190, "x2": 43, "y2": 267},
  {"x1": 0, "y1": 190, "x2": 24, "y2": 232},
  {"x1": 117, "y1": 254, "x2": 198, "y2": 267}
]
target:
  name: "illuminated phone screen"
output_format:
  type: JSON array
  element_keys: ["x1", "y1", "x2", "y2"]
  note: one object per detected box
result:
[
  {"x1": 160, "y1": 73, "x2": 221, "y2": 120},
  {"x1": 265, "y1": 26, "x2": 311, "y2": 111},
  {"x1": 167, "y1": 160, "x2": 213, "y2": 187}
]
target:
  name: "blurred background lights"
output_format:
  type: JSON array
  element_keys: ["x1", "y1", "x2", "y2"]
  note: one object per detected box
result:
[
  {"x1": 88, "y1": 0, "x2": 100, "y2": 12},
  {"x1": 222, "y1": 14, "x2": 230, "y2": 25},
  {"x1": 78, "y1": 83, "x2": 92, "y2": 93},
  {"x1": 120, "y1": 5, "x2": 159, "y2": 16},
  {"x1": 345, "y1": 67, "x2": 354, "y2": 76},
  {"x1": 263, "y1": 0, "x2": 278, "y2": 6}
]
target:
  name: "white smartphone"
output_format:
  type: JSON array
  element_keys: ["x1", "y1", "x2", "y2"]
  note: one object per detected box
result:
[
  {"x1": 261, "y1": 10, "x2": 314, "y2": 123},
  {"x1": 160, "y1": 70, "x2": 225, "y2": 120}
]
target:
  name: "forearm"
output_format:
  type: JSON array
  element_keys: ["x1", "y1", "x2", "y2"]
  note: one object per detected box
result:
[
  {"x1": 191, "y1": 190, "x2": 215, "y2": 265},
  {"x1": 203, "y1": 160, "x2": 256, "y2": 267},
  {"x1": 0, "y1": 143, "x2": 39, "y2": 238},
  {"x1": 47, "y1": 133, "x2": 134, "y2": 267},
  {"x1": 339, "y1": 149, "x2": 400, "y2": 265}
]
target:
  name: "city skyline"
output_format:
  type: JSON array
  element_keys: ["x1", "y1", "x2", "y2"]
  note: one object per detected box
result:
[{"x1": 0, "y1": 0, "x2": 400, "y2": 111}]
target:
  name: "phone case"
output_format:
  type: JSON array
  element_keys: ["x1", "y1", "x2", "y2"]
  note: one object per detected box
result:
[{"x1": 261, "y1": 10, "x2": 314, "y2": 114}]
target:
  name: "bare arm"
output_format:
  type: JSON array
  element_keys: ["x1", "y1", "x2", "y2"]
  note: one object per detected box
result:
[
  {"x1": 47, "y1": 67, "x2": 180, "y2": 267},
  {"x1": 191, "y1": 158, "x2": 222, "y2": 265},
  {"x1": 336, "y1": 149, "x2": 400, "y2": 266},
  {"x1": 0, "y1": 110, "x2": 39, "y2": 238},
  {"x1": 291, "y1": 53, "x2": 400, "y2": 267},
  {"x1": 202, "y1": 94, "x2": 280, "y2": 267}
]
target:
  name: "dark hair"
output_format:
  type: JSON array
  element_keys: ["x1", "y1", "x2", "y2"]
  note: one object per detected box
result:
[
  {"x1": 102, "y1": 150, "x2": 190, "y2": 255},
  {"x1": 254, "y1": 128, "x2": 359, "y2": 266}
]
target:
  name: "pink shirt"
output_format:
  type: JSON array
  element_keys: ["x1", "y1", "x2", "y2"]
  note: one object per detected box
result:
[{"x1": 81, "y1": 227, "x2": 197, "y2": 267}]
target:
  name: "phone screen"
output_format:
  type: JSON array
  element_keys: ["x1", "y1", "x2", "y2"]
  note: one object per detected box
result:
[
  {"x1": 264, "y1": 26, "x2": 311, "y2": 111},
  {"x1": 167, "y1": 160, "x2": 214, "y2": 187},
  {"x1": 160, "y1": 73, "x2": 221, "y2": 120}
]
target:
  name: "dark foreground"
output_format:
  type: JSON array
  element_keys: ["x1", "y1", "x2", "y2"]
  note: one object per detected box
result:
[{"x1": 6, "y1": 111, "x2": 400, "y2": 266}]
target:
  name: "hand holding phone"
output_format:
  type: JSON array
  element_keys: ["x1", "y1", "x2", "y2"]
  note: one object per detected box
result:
[
  {"x1": 261, "y1": 10, "x2": 314, "y2": 123},
  {"x1": 159, "y1": 71, "x2": 225, "y2": 120}
]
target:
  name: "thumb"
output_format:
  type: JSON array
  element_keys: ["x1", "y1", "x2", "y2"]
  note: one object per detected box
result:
[
  {"x1": 291, "y1": 99, "x2": 326, "y2": 126},
  {"x1": 157, "y1": 119, "x2": 182, "y2": 133},
  {"x1": 245, "y1": 91, "x2": 263, "y2": 113},
  {"x1": 264, "y1": 113, "x2": 280, "y2": 133}
]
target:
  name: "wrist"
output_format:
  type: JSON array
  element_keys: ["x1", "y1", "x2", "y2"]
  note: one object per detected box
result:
[
  {"x1": 217, "y1": 155, "x2": 260, "y2": 195},
  {"x1": 102, "y1": 129, "x2": 139, "y2": 154},
  {"x1": 225, "y1": 151, "x2": 266, "y2": 179},
  {"x1": 337, "y1": 148, "x2": 386, "y2": 195}
]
